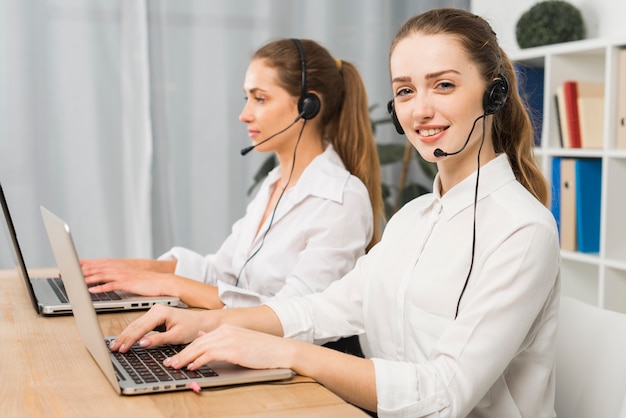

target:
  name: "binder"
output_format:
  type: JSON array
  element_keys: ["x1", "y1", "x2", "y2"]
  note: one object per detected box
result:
[
  {"x1": 618, "y1": 49, "x2": 626, "y2": 149},
  {"x1": 575, "y1": 159, "x2": 602, "y2": 253},
  {"x1": 577, "y1": 82, "x2": 604, "y2": 148},
  {"x1": 560, "y1": 159, "x2": 577, "y2": 251},
  {"x1": 551, "y1": 157, "x2": 561, "y2": 235}
]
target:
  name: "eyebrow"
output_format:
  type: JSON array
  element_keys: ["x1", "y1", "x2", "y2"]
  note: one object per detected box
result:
[
  {"x1": 391, "y1": 69, "x2": 461, "y2": 84},
  {"x1": 244, "y1": 87, "x2": 268, "y2": 94},
  {"x1": 425, "y1": 69, "x2": 460, "y2": 79},
  {"x1": 391, "y1": 76, "x2": 411, "y2": 84}
]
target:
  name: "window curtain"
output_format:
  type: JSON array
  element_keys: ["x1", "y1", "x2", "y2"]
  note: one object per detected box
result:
[{"x1": 0, "y1": 0, "x2": 468, "y2": 269}]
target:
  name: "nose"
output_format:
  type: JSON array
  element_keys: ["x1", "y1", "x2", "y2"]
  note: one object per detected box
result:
[
  {"x1": 239, "y1": 100, "x2": 253, "y2": 123},
  {"x1": 410, "y1": 92, "x2": 434, "y2": 122}
]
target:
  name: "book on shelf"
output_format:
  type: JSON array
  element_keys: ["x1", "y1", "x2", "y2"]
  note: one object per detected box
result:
[
  {"x1": 618, "y1": 48, "x2": 626, "y2": 149},
  {"x1": 555, "y1": 86, "x2": 571, "y2": 148},
  {"x1": 516, "y1": 64, "x2": 544, "y2": 146},
  {"x1": 555, "y1": 80, "x2": 605, "y2": 149},
  {"x1": 577, "y1": 81, "x2": 604, "y2": 148},
  {"x1": 562, "y1": 81, "x2": 582, "y2": 148}
]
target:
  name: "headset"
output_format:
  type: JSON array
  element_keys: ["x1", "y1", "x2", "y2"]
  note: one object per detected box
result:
[
  {"x1": 240, "y1": 39, "x2": 320, "y2": 156},
  {"x1": 291, "y1": 38, "x2": 321, "y2": 121},
  {"x1": 387, "y1": 74, "x2": 509, "y2": 135}
]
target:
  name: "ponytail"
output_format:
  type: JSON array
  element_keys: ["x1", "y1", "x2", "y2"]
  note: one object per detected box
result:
[{"x1": 329, "y1": 61, "x2": 384, "y2": 249}]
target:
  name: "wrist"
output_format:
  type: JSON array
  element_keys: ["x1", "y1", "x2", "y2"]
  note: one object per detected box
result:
[
  {"x1": 154, "y1": 260, "x2": 177, "y2": 274},
  {"x1": 161, "y1": 274, "x2": 181, "y2": 298},
  {"x1": 200, "y1": 308, "x2": 223, "y2": 333}
]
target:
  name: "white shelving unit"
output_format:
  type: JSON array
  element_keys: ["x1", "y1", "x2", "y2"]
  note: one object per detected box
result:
[{"x1": 511, "y1": 38, "x2": 626, "y2": 313}]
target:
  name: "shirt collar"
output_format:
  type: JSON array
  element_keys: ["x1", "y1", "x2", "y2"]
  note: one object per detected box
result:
[
  {"x1": 432, "y1": 154, "x2": 516, "y2": 220},
  {"x1": 265, "y1": 143, "x2": 350, "y2": 204}
]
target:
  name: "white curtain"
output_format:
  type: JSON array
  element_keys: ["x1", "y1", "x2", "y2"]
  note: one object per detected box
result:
[{"x1": 0, "y1": 0, "x2": 468, "y2": 270}]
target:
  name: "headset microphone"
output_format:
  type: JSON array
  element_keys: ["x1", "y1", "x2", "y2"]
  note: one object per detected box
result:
[
  {"x1": 433, "y1": 114, "x2": 485, "y2": 158},
  {"x1": 240, "y1": 111, "x2": 305, "y2": 156}
]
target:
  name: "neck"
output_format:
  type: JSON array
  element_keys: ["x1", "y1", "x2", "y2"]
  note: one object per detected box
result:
[
  {"x1": 275, "y1": 133, "x2": 325, "y2": 189},
  {"x1": 438, "y1": 143, "x2": 496, "y2": 196}
]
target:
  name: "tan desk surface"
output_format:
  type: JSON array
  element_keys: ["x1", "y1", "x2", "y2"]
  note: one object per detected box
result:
[{"x1": 0, "y1": 268, "x2": 368, "y2": 417}]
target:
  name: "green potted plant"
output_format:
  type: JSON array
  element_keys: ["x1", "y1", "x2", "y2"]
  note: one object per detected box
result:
[{"x1": 515, "y1": 0, "x2": 586, "y2": 49}]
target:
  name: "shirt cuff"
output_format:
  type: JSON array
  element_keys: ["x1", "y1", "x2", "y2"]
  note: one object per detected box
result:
[
  {"x1": 372, "y1": 358, "x2": 448, "y2": 417},
  {"x1": 264, "y1": 299, "x2": 316, "y2": 342},
  {"x1": 217, "y1": 281, "x2": 265, "y2": 308},
  {"x1": 158, "y1": 246, "x2": 206, "y2": 283}
]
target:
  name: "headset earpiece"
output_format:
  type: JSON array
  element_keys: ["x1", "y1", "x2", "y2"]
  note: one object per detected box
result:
[
  {"x1": 299, "y1": 93, "x2": 321, "y2": 121},
  {"x1": 483, "y1": 74, "x2": 509, "y2": 115},
  {"x1": 292, "y1": 39, "x2": 321, "y2": 121},
  {"x1": 387, "y1": 99, "x2": 404, "y2": 135}
]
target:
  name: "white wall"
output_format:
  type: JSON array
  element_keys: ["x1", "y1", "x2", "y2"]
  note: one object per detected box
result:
[{"x1": 471, "y1": 0, "x2": 626, "y2": 55}]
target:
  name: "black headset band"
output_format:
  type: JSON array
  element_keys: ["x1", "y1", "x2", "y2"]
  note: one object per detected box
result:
[{"x1": 291, "y1": 38, "x2": 307, "y2": 103}]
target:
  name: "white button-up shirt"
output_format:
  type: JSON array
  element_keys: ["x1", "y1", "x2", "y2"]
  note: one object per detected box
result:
[
  {"x1": 160, "y1": 144, "x2": 373, "y2": 308},
  {"x1": 268, "y1": 154, "x2": 561, "y2": 417}
]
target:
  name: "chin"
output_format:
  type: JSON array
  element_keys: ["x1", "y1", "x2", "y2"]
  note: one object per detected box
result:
[{"x1": 411, "y1": 143, "x2": 438, "y2": 163}]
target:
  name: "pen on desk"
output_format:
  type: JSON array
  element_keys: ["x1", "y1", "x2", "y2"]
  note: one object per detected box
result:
[{"x1": 190, "y1": 382, "x2": 202, "y2": 394}]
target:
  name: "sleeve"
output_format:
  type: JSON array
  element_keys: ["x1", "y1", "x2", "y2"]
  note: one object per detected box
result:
[
  {"x1": 265, "y1": 244, "x2": 373, "y2": 344},
  {"x1": 219, "y1": 177, "x2": 373, "y2": 308}
]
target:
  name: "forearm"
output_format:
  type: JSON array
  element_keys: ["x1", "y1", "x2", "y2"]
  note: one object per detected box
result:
[
  {"x1": 288, "y1": 341, "x2": 377, "y2": 412},
  {"x1": 170, "y1": 276, "x2": 224, "y2": 309},
  {"x1": 144, "y1": 259, "x2": 177, "y2": 274},
  {"x1": 209, "y1": 305, "x2": 285, "y2": 337}
]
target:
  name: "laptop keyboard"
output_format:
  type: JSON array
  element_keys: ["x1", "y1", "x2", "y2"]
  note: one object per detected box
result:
[
  {"x1": 106, "y1": 339, "x2": 218, "y2": 384},
  {"x1": 49, "y1": 277, "x2": 122, "y2": 303}
]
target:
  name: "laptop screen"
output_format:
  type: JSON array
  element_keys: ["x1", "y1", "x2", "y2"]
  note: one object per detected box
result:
[{"x1": 0, "y1": 182, "x2": 40, "y2": 312}]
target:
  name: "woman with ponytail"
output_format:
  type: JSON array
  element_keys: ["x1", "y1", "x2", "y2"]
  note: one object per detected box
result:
[{"x1": 81, "y1": 38, "x2": 383, "y2": 321}]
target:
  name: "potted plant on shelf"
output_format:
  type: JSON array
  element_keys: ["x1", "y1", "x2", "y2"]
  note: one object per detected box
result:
[{"x1": 515, "y1": 0, "x2": 586, "y2": 49}]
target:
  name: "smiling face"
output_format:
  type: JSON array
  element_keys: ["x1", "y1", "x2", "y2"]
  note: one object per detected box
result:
[
  {"x1": 390, "y1": 32, "x2": 495, "y2": 176},
  {"x1": 239, "y1": 58, "x2": 301, "y2": 153}
]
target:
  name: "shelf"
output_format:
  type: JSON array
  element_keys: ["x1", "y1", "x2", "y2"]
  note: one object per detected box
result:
[{"x1": 513, "y1": 38, "x2": 626, "y2": 313}]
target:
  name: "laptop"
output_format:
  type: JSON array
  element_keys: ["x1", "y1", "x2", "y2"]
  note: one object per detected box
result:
[
  {"x1": 40, "y1": 205, "x2": 293, "y2": 394},
  {"x1": 0, "y1": 182, "x2": 179, "y2": 315}
]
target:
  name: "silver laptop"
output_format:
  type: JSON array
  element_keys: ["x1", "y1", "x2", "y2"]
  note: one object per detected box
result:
[
  {"x1": 0, "y1": 181, "x2": 179, "y2": 315},
  {"x1": 40, "y1": 205, "x2": 293, "y2": 394}
]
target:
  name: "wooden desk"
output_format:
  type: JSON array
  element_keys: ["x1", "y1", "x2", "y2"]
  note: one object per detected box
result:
[{"x1": 0, "y1": 269, "x2": 368, "y2": 417}]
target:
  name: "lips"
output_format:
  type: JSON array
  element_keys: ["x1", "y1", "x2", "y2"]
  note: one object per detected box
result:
[
  {"x1": 416, "y1": 126, "x2": 448, "y2": 143},
  {"x1": 418, "y1": 127, "x2": 444, "y2": 137}
]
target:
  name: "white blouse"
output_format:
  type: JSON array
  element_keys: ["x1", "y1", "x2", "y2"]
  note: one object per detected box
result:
[
  {"x1": 160, "y1": 144, "x2": 373, "y2": 308},
  {"x1": 267, "y1": 154, "x2": 561, "y2": 417}
]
